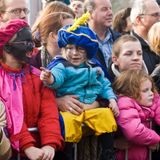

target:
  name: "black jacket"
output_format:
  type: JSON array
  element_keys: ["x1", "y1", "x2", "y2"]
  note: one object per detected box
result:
[{"x1": 132, "y1": 31, "x2": 160, "y2": 74}]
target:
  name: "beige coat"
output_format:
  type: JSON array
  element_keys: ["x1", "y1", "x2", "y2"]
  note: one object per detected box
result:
[{"x1": 0, "y1": 100, "x2": 12, "y2": 160}]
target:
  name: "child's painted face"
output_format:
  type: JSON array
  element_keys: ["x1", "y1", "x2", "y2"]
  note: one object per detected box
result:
[
  {"x1": 63, "y1": 44, "x2": 87, "y2": 66},
  {"x1": 112, "y1": 41, "x2": 143, "y2": 72},
  {"x1": 138, "y1": 79, "x2": 154, "y2": 107}
]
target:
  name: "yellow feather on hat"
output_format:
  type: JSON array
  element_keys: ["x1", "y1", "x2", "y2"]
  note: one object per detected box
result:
[{"x1": 67, "y1": 12, "x2": 90, "y2": 32}]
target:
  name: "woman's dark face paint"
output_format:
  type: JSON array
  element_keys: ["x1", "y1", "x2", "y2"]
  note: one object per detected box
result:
[{"x1": 4, "y1": 27, "x2": 34, "y2": 62}]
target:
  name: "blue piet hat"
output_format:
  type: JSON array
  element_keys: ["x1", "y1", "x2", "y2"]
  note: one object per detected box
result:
[{"x1": 58, "y1": 12, "x2": 99, "y2": 59}]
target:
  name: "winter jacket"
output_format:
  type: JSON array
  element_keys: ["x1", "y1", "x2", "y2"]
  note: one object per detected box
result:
[
  {"x1": 48, "y1": 60, "x2": 116, "y2": 104},
  {"x1": 132, "y1": 31, "x2": 160, "y2": 74},
  {"x1": 0, "y1": 63, "x2": 63, "y2": 154},
  {"x1": 116, "y1": 95, "x2": 160, "y2": 160}
]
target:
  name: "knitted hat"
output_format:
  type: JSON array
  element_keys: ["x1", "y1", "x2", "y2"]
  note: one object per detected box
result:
[
  {"x1": 58, "y1": 12, "x2": 98, "y2": 59},
  {"x1": 0, "y1": 19, "x2": 29, "y2": 57}
]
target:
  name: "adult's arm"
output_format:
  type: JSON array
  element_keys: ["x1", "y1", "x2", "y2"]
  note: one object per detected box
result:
[
  {"x1": 38, "y1": 86, "x2": 63, "y2": 150},
  {"x1": 56, "y1": 96, "x2": 100, "y2": 114}
]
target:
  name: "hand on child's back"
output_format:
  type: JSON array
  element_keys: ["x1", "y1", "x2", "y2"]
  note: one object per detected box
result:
[{"x1": 57, "y1": 95, "x2": 84, "y2": 115}]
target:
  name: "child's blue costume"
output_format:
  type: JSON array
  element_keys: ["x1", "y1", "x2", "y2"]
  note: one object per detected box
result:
[{"x1": 46, "y1": 24, "x2": 117, "y2": 143}]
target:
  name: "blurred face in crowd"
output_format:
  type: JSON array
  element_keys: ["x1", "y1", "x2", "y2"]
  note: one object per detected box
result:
[
  {"x1": 70, "y1": 0, "x2": 84, "y2": 18},
  {"x1": 112, "y1": 41, "x2": 143, "y2": 72},
  {"x1": 138, "y1": 0, "x2": 160, "y2": 32},
  {"x1": 47, "y1": 17, "x2": 74, "y2": 57},
  {"x1": 0, "y1": 0, "x2": 29, "y2": 22},
  {"x1": 91, "y1": 0, "x2": 113, "y2": 29},
  {"x1": 62, "y1": 17, "x2": 74, "y2": 26}
]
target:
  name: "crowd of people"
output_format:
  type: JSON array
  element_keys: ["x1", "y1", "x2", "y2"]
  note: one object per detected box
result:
[{"x1": 0, "y1": 0, "x2": 160, "y2": 160}]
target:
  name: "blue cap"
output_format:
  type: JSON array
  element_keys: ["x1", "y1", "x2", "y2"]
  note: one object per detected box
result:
[{"x1": 58, "y1": 25, "x2": 99, "y2": 59}]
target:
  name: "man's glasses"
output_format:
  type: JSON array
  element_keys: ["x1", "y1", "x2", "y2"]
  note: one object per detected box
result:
[
  {"x1": 140, "y1": 12, "x2": 160, "y2": 18},
  {"x1": 4, "y1": 8, "x2": 30, "y2": 15}
]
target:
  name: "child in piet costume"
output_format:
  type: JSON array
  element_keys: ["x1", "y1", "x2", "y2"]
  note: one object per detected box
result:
[{"x1": 40, "y1": 12, "x2": 118, "y2": 160}]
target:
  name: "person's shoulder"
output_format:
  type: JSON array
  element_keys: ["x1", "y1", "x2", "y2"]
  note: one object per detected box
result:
[
  {"x1": 153, "y1": 94, "x2": 160, "y2": 106},
  {"x1": 109, "y1": 28, "x2": 121, "y2": 41},
  {"x1": 151, "y1": 64, "x2": 160, "y2": 77},
  {"x1": 25, "y1": 65, "x2": 44, "y2": 88},
  {"x1": 47, "y1": 56, "x2": 67, "y2": 70},
  {"x1": 107, "y1": 62, "x2": 117, "y2": 82},
  {"x1": 88, "y1": 59, "x2": 100, "y2": 67},
  {"x1": 118, "y1": 96, "x2": 136, "y2": 109},
  {"x1": 118, "y1": 96, "x2": 133, "y2": 102},
  {"x1": 89, "y1": 58, "x2": 112, "y2": 80},
  {"x1": 24, "y1": 65, "x2": 41, "y2": 81},
  {"x1": 30, "y1": 65, "x2": 41, "y2": 76},
  {"x1": 131, "y1": 31, "x2": 148, "y2": 47}
]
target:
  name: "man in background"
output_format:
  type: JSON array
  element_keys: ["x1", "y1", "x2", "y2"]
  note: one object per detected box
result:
[
  {"x1": 85, "y1": 0, "x2": 120, "y2": 70},
  {"x1": 0, "y1": 0, "x2": 29, "y2": 27},
  {"x1": 130, "y1": 0, "x2": 160, "y2": 74}
]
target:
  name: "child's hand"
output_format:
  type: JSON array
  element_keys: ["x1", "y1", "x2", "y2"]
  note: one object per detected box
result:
[
  {"x1": 40, "y1": 67, "x2": 54, "y2": 85},
  {"x1": 41, "y1": 145, "x2": 55, "y2": 160},
  {"x1": 24, "y1": 146, "x2": 44, "y2": 160},
  {"x1": 109, "y1": 99, "x2": 119, "y2": 117}
]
